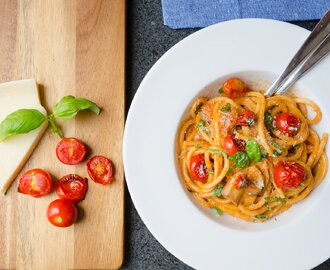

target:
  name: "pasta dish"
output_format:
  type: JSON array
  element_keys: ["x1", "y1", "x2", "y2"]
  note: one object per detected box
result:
[{"x1": 177, "y1": 78, "x2": 328, "y2": 222}]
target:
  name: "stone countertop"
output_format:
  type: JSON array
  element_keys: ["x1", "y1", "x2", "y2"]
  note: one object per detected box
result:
[{"x1": 123, "y1": 1, "x2": 328, "y2": 269}]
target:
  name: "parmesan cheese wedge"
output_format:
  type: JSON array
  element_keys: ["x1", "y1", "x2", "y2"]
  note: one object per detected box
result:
[{"x1": 0, "y1": 79, "x2": 48, "y2": 193}]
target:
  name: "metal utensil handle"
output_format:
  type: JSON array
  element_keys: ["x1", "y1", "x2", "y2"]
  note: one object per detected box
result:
[
  {"x1": 264, "y1": 9, "x2": 330, "y2": 97},
  {"x1": 275, "y1": 33, "x2": 330, "y2": 95}
]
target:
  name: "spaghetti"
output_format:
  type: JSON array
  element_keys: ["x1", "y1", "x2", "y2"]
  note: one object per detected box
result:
[{"x1": 177, "y1": 78, "x2": 328, "y2": 222}]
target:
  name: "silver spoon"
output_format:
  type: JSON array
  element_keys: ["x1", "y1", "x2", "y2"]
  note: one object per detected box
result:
[{"x1": 264, "y1": 9, "x2": 330, "y2": 97}]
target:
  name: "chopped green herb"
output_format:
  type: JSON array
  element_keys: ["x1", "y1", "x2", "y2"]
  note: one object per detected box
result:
[
  {"x1": 212, "y1": 206, "x2": 223, "y2": 216},
  {"x1": 196, "y1": 120, "x2": 209, "y2": 134},
  {"x1": 218, "y1": 87, "x2": 223, "y2": 94},
  {"x1": 187, "y1": 187, "x2": 193, "y2": 192},
  {"x1": 246, "y1": 139, "x2": 261, "y2": 162},
  {"x1": 213, "y1": 184, "x2": 223, "y2": 197},
  {"x1": 207, "y1": 170, "x2": 214, "y2": 175},
  {"x1": 265, "y1": 204, "x2": 273, "y2": 211},
  {"x1": 195, "y1": 103, "x2": 203, "y2": 115},
  {"x1": 255, "y1": 214, "x2": 269, "y2": 219},
  {"x1": 289, "y1": 144, "x2": 300, "y2": 153},
  {"x1": 264, "y1": 111, "x2": 276, "y2": 131},
  {"x1": 271, "y1": 142, "x2": 285, "y2": 156},
  {"x1": 229, "y1": 151, "x2": 250, "y2": 168},
  {"x1": 207, "y1": 148, "x2": 228, "y2": 157},
  {"x1": 264, "y1": 196, "x2": 286, "y2": 205},
  {"x1": 300, "y1": 182, "x2": 306, "y2": 187},
  {"x1": 221, "y1": 103, "x2": 231, "y2": 112}
]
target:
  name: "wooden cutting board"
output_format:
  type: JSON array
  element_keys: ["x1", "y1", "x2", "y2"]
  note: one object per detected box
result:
[{"x1": 0, "y1": 1, "x2": 125, "y2": 269}]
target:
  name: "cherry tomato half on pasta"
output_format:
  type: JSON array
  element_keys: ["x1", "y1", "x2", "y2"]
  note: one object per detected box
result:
[
  {"x1": 56, "y1": 138, "x2": 87, "y2": 165},
  {"x1": 189, "y1": 154, "x2": 208, "y2": 182},
  {"x1": 47, "y1": 199, "x2": 77, "y2": 227},
  {"x1": 237, "y1": 110, "x2": 256, "y2": 126},
  {"x1": 222, "y1": 134, "x2": 245, "y2": 156},
  {"x1": 274, "y1": 161, "x2": 306, "y2": 190},
  {"x1": 222, "y1": 78, "x2": 247, "y2": 99},
  {"x1": 275, "y1": 112, "x2": 301, "y2": 137},
  {"x1": 87, "y1": 156, "x2": 113, "y2": 185},
  {"x1": 56, "y1": 174, "x2": 87, "y2": 202},
  {"x1": 18, "y1": 169, "x2": 52, "y2": 198}
]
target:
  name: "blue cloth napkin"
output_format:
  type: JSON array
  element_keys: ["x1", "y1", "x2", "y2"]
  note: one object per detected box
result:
[{"x1": 162, "y1": 0, "x2": 330, "y2": 29}]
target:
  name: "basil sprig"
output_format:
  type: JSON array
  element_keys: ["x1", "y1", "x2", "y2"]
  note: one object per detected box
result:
[
  {"x1": 0, "y1": 109, "x2": 46, "y2": 141},
  {"x1": 246, "y1": 139, "x2": 261, "y2": 162},
  {"x1": 0, "y1": 95, "x2": 101, "y2": 141},
  {"x1": 229, "y1": 151, "x2": 250, "y2": 168}
]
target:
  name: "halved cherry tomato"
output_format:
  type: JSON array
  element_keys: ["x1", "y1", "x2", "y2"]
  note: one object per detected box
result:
[
  {"x1": 222, "y1": 134, "x2": 245, "y2": 156},
  {"x1": 47, "y1": 199, "x2": 77, "y2": 227},
  {"x1": 18, "y1": 169, "x2": 52, "y2": 198},
  {"x1": 189, "y1": 154, "x2": 208, "y2": 182},
  {"x1": 222, "y1": 78, "x2": 246, "y2": 98},
  {"x1": 274, "y1": 161, "x2": 306, "y2": 190},
  {"x1": 233, "y1": 174, "x2": 250, "y2": 189},
  {"x1": 237, "y1": 110, "x2": 256, "y2": 126},
  {"x1": 87, "y1": 156, "x2": 113, "y2": 185},
  {"x1": 56, "y1": 138, "x2": 87, "y2": 165},
  {"x1": 56, "y1": 174, "x2": 87, "y2": 202},
  {"x1": 274, "y1": 112, "x2": 301, "y2": 137}
]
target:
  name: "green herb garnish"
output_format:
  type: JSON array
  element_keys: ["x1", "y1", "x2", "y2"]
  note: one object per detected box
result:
[
  {"x1": 264, "y1": 196, "x2": 286, "y2": 205},
  {"x1": 218, "y1": 87, "x2": 223, "y2": 94},
  {"x1": 196, "y1": 120, "x2": 209, "y2": 134},
  {"x1": 264, "y1": 111, "x2": 276, "y2": 131},
  {"x1": 255, "y1": 214, "x2": 269, "y2": 219},
  {"x1": 226, "y1": 165, "x2": 237, "y2": 175},
  {"x1": 229, "y1": 151, "x2": 250, "y2": 168},
  {"x1": 221, "y1": 103, "x2": 231, "y2": 112},
  {"x1": 207, "y1": 148, "x2": 228, "y2": 157},
  {"x1": 213, "y1": 206, "x2": 223, "y2": 216},
  {"x1": 246, "y1": 139, "x2": 261, "y2": 162},
  {"x1": 260, "y1": 149, "x2": 268, "y2": 159},
  {"x1": 213, "y1": 184, "x2": 223, "y2": 197},
  {"x1": 195, "y1": 103, "x2": 203, "y2": 115},
  {"x1": 300, "y1": 182, "x2": 306, "y2": 187},
  {"x1": 265, "y1": 204, "x2": 273, "y2": 211},
  {"x1": 271, "y1": 142, "x2": 285, "y2": 157},
  {"x1": 207, "y1": 170, "x2": 214, "y2": 175}
]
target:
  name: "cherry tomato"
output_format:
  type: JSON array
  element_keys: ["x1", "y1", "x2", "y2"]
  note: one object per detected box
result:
[
  {"x1": 222, "y1": 134, "x2": 245, "y2": 156},
  {"x1": 222, "y1": 78, "x2": 246, "y2": 98},
  {"x1": 189, "y1": 154, "x2": 208, "y2": 182},
  {"x1": 87, "y1": 156, "x2": 113, "y2": 185},
  {"x1": 237, "y1": 110, "x2": 256, "y2": 126},
  {"x1": 47, "y1": 199, "x2": 77, "y2": 227},
  {"x1": 274, "y1": 112, "x2": 301, "y2": 137},
  {"x1": 56, "y1": 138, "x2": 87, "y2": 165},
  {"x1": 18, "y1": 169, "x2": 52, "y2": 198},
  {"x1": 274, "y1": 161, "x2": 306, "y2": 190},
  {"x1": 233, "y1": 174, "x2": 250, "y2": 189},
  {"x1": 56, "y1": 174, "x2": 87, "y2": 202}
]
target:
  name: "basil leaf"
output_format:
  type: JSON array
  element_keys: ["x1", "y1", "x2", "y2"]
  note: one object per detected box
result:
[
  {"x1": 53, "y1": 95, "x2": 101, "y2": 119},
  {"x1": 229, "y1": 151, "x2": 249, "y2": 168},
  {"x1": 213, "y1": 184, "x2": 223, "y2": 197},
  {"x1": 271, "y1": 142, "x2": 285, "y2": 157},
  {"x1": 255, "y1": 214, "x2": 269, "y2": 219},
  {"x1": 0, "y1": 109, "x2": 46, "y2": 141},
  {"x1": 212, "y1": 206, "x2": 222, "y2": 216},
  {"x1": 246, "y1": 139, "x2": 261, "y2": 162},
  {"x1": 218, "y1": 87, "x2": 223, "y2": 94},
  {"x1": 196, "y1": 120, "x2": 209, "y2": 134},
  {"x1": 264, "y1": 111, "x2": 276, "y2": 131}
]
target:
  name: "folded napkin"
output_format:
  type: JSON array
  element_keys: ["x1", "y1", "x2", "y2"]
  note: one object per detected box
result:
[{"x1": 162, "y1": 0, "x2": 330, "y2": 29}]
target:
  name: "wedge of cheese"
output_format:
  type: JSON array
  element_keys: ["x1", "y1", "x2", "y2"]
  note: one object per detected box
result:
[{"x1": 0, "y1": 79, "x2": 48, "y2": 193}]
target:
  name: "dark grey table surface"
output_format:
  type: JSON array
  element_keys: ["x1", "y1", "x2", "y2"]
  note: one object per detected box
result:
[{"x1": 123, "y1": 1, "x2": 330, "y2": 269}]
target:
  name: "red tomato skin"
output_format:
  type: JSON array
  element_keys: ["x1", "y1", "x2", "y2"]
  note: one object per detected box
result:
[
  {"x1": 47, "y1": 199, "x2": 77, "y2": 228},
  {"x1": 237, "y1": 110, "x2": 256, "y2": 126},
  {"x1": 18, "y1": 169, "x2": 52, "y2": 198},
  {"x1": 274, "y1": 112, "x2": 301, "y2": 137},
  {"x1": 56, "y1": 138, "x2": 87, "y2": 165},
  {"x1": 233, "y1": 174, "x2": 250, "y2": 189},
  {"x1": 56, "y1": 174, "x2": 87, "y2": 202},
  {"x1": 222, "y1": 78, "x2": 246, "y2": 98},
  {"x1": 190, "y1": 154, "x2": 208, "y2": 182},
  {"x1": 222, "y1": 134, "x2": 246, "y2": 156},
  {"x1": 87, "y1": 156, "x2": 113, "y2": 185},
  {"x1": 274, "y1": 161, "x2": 307, "y2": 190}
]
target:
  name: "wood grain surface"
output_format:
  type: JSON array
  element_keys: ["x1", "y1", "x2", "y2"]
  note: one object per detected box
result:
[{"x1": 0, "y1": 0, "x2": 125, "y2": 269}]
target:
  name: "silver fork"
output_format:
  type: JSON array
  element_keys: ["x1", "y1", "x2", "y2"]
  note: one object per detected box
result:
[{"x1": 264, "y1": 9, "x2": 330, "y2": 97}]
